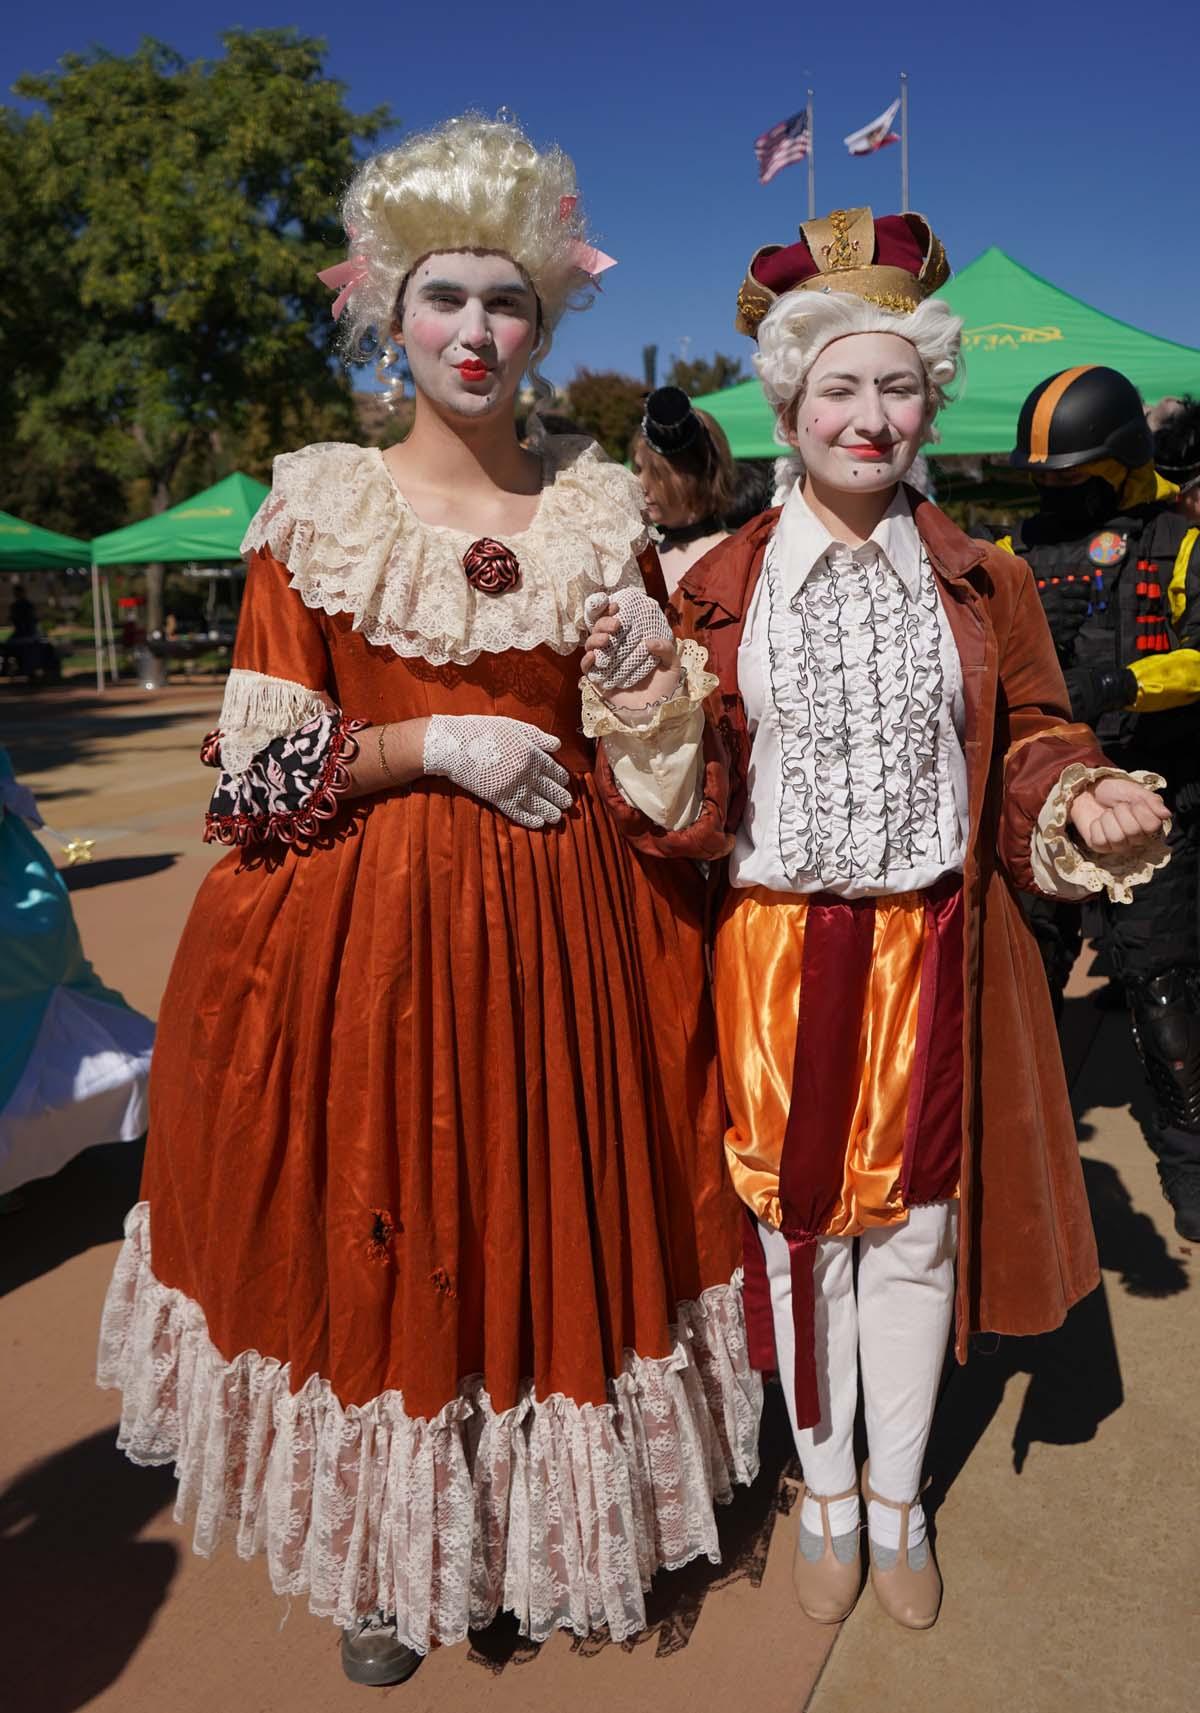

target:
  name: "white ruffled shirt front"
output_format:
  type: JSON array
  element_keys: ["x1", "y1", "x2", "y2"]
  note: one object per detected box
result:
[{"x1": 731, "y1": 484, "x2": 969, "y2": 898}]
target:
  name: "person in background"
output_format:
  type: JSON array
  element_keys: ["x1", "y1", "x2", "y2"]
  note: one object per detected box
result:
[
  {"x1": 630, "y1": 387, "x2": 737, "y2": 595},
  {"x1": 7, "y1": 584, "x2": 36, "y2": 640},
  {"x1": 1153, "y1": 395, "x2": 1200, "y2": 524},
  {"x1": 1000, "y1": 366, "x2": 1200, "y2": 1241},
  {"x1": 726, "y1": 459, "x2": 775, "y2": 529}
]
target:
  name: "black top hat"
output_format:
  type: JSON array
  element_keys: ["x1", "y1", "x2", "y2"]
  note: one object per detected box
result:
[{"x1": 642, "y1": 387, "x2": 703, "y2": 457}]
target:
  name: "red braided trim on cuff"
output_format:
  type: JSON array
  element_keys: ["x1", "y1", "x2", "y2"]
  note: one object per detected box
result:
[{"x1": 203, "y1": 719, "x2": 366, "y2": 848}]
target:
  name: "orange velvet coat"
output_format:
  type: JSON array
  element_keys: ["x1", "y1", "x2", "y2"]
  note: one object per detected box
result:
[{"x1": 596, "y1": 489, "x2": 1107, "y2": 1362}]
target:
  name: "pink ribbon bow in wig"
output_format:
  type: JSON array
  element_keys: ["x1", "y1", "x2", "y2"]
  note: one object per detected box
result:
[
  {"x1": 559, "y1": 195, "x2": 617, "y2": 282},
  {"x1": 317, "y1": 254, "x2": 369, "y2": 320}
]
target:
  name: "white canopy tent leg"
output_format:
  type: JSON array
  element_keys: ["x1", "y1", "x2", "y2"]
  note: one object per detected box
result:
[
  {"x1": 100, "y1": 572, "x2": 118, "y2": 681},
  {"x1": 91, "y1": 565, "x2": 105, "y2": 693}
]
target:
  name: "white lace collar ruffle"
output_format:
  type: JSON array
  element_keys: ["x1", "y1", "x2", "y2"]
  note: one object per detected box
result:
[{"x1": 241, "y1": 436, "x2": 649, "y2": 667}]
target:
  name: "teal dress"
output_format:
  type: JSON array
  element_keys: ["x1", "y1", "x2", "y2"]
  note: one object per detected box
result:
[{"x1": 0, "y1": 746, "x2": 153, "y2": 1193}]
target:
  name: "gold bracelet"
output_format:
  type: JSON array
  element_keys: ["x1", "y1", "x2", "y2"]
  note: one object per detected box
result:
[{"x1": 376, "y1": 723, "x2": 394, "y2": 782}]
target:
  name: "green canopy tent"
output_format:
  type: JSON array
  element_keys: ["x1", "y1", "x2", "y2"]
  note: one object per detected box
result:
[
  {"x1": 693, "y1": 246, "x2": 1200, "y2": 460},
  {"x1": 0, "y1": 511, "x2": 90, "y2": 571},
  {"x1": 90, "y1": 471, "x2": 269, "y2": 566},
  {"x1": 89, "y1": 472, "x2": 269, "y2": 691}
]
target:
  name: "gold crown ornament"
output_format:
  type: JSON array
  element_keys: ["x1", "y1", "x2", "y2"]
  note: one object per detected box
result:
[{"x1": 734, "y1": 206, "x2": 950, "y2": 339}]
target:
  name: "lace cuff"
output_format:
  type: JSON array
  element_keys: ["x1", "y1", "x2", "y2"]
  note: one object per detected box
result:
[
  {"x1": 579, "y1": 640, "x2": 716, "y2": 739},
  {"x1": 580, "y1": 643, "x2": 715, "y2": 833},
  {"x1": 1031, "y1": 763, "x2": 1170, "y2": 904},
  {"x1": 204, "y1": 711, "x2": 365, "y2": 848}
]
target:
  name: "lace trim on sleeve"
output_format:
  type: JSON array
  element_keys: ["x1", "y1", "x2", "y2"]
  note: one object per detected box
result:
[
  {"x1": 1031, "y1": 763, "x2": 1171, "y2": 904},
  {"x1": 204, "y1": 712, "x2": 366, "y2": 849},
  {"x1": 579, "y1": 643, "x2": 713, "y2": 831},
  {"x1": 239, "y1": 437, "x2": 650, "y2": 668},
  {"x1": 579, "y1": 640, "x2": 716, "y2": 740}
]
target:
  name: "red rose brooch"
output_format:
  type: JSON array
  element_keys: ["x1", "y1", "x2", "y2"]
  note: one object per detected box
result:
[{"x1": 462, "y1": 538, "x2": 521, "y2": 595}]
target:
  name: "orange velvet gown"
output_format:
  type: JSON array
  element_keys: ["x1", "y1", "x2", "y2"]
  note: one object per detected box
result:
[{"x1": 97, "y1": 440, "x2": 760, "y2": 1653}]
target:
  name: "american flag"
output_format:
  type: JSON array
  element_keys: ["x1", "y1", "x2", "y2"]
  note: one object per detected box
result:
[{"x1": 754, "y1": 109, "x2": 810, "y2": 185}]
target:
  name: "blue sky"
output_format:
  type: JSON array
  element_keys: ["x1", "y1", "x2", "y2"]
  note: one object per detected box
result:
[{"x1": 8, "y1": 2, "x2": 1197, "y2": 390}]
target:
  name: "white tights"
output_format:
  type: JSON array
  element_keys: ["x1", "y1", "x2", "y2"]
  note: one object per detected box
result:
[{"x1": 758, "y1": 1201, "x2": 958, "y2": 1551}]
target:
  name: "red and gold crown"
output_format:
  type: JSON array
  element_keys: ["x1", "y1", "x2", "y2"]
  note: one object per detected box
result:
[{"x1": 734, "y1": 205, "x2": 949, "y2": 339}]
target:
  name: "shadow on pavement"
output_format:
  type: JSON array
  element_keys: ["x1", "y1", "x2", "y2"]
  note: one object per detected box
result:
[
  {"x1": 62, "y1": 853, "x2": 180, "y2": 891},
  {"x1": 924, "y1": 1147, "x2": 1187, "y2": 1518},
  {"x1": 466, "y1": 1384, "x2": 800, "y2": 1674},
  {"x1": 1083, "y1": 1154, "x2": 1189, "y2": 1299},
  {"x1": 0, "y1": 703, "x2": 208, "y2": 780},
  {"x1": 0, "y1": 1137, "x2": 145, "y2": 1299},
  {"x1": 925, "y1": 1275, "x2": 1124, "y2": 1519},
  {"x1": 1064, "y1": 988, "x2": 1161, "y2": 1163},
  {"x1": 0, "y1": 1428, "x2": 179, "y2": 1713}
]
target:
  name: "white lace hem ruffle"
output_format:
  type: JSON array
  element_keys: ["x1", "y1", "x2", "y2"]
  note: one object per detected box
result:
[
  {"x1": 240, "y1": 437, "x2": 650, "y2": 668},
  {"x1": 97, "y1": 1202, "x2": 763, "y2": 1653}
]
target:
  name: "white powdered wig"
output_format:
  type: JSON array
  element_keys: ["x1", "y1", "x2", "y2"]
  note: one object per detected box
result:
[
  {"x1": 337, "y1": 114, "x2": 597, "y2": 389},
  {"x1": 756, "y1": 290, "x2": 963, "y2": 488}
]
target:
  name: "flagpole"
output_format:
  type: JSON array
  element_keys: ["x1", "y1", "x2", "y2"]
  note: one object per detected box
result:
[
  {"x1": 900, "y1": 71, "x2": 909, "y2": 210},
  {"x1": 807, "y1": 89, "x2": 815, "y2": 220}
]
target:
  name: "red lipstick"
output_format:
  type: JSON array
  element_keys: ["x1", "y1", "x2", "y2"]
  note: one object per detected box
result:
[
  {"x1": 457, "y1": 359, "x2": 489, "y2": 381},
  {"x1": 845, "y1": 444, "x2": 891, "y2": 461}
]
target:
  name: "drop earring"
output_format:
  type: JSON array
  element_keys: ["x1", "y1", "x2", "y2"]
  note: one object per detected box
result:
[{"x1": 376, "y1": 340, "x2": 408, "y2": 408}]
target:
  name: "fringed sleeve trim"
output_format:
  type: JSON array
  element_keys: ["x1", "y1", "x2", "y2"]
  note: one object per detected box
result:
[{"x1": 216, "y1": 667, "x2": 332, "y2": 777}]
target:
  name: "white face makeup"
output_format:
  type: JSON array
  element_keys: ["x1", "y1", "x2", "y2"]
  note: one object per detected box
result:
[
  {"x1": 790, "y1": 331, "x2": 928, "y2": 493},
  {"x1": 396, "y1": 250, "x2": 539, "y2": 420}
]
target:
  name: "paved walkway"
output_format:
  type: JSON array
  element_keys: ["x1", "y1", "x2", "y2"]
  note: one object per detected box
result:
[{"x1": 0, "y1": 683, "x2": 1195, "y2": 1712}]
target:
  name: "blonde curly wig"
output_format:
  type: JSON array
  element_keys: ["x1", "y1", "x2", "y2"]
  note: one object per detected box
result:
[{"x1": 336, "y1": 113, "x2": 597, "y2": 385}]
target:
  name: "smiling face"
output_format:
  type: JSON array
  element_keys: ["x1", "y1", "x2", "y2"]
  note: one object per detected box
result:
[
  {"x1": 789, "y1": 331, "x2": 929, "y2": 494},
  {"x1": 395, "y1": 250, "x2": 540, "y2": 421}
]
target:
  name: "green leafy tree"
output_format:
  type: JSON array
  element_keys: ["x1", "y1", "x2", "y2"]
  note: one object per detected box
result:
[
  {"x1": 565, "y1": 369, "x2": 645, "y2": 461},
  {"x1": 2, "y1": 32, "x2": 394, "y2": 625},
  {"x1": 665, "y1": 352, "x2": 744, "y2": 397}
]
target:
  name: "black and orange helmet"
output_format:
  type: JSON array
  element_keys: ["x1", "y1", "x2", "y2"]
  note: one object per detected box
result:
[{"x1": 1009, "y1": 365, "x2": 1152, "y2": 473}]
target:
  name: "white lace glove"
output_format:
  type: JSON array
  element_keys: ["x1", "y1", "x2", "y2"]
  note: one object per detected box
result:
[
  {"x1": 583, "y1": 588, "x2": 676, "y2": 691},
  {"x1": 422, "y1": 714, "x2": 573, "y2": 829}
]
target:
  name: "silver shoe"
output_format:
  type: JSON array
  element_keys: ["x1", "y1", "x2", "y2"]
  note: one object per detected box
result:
[{"x1": 340, "y1": 1614, "x2": 422, "y2": 1687}]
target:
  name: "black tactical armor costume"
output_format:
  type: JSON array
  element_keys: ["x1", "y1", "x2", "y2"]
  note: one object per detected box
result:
[{"x1": 1002, "y1": 366, "x2": 1200, "y2": 1240}]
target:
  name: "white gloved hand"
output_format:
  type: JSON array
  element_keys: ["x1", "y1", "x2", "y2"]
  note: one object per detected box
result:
[
  {"x1": 583, "y1": 588, "x2": 676, "y2": 691},
  {"x1": 422, "y1": 714, "x2": 573, "y2": 829}
]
